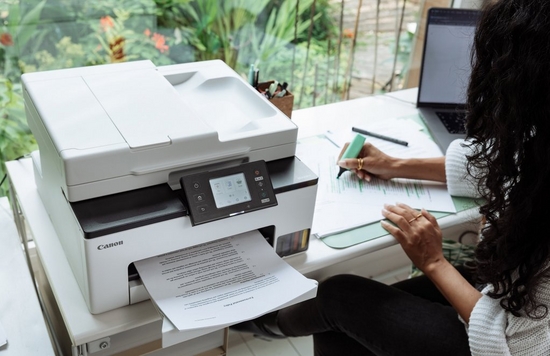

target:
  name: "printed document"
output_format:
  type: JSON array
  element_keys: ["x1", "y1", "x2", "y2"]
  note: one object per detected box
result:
[
  {"x1": 296, "y1": 118, "x2": 456, "y2": 238},
  {"x1": 134, "y1": 230, "x2": 317, "y2": 331}
]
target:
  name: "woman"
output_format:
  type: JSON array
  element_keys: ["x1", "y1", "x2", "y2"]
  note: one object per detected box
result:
[{"x1": 233, "y1": 0, "x2": 550, "y2": 354}]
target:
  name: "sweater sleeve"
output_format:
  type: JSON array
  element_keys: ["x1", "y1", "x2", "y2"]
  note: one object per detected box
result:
[
  {"x1": 467, "y1": 284, "x2": 550, "y2": 355},
  {"x1": 444, "y1": 139, "x2": 482, "y2": 199},
  {"x1": 446, "y1": 140, "x2": 550, "y2": 353}
]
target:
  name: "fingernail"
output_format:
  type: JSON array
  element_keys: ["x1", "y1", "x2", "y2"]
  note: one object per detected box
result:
[{"x1": 337, "y1": 160, "x2": 347, "y2": 167}]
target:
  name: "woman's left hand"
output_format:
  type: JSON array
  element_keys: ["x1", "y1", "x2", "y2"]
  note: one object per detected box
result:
[{"x1": 381, "y1": 203, "x2": 445, "y2": 274}]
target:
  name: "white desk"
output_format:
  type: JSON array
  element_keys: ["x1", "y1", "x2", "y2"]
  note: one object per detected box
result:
[
  {"x1": 0, "y1": 197, "x2": 54, "y2": 355},
  {"x1": 286, "y1": 88, "x2": 480, "y2": 277},
  {"x1": 5, "y1": 88, "x2": 480, "y2": 355}
]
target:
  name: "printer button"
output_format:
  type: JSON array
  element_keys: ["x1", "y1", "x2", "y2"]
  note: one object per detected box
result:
[
  {"x1": 197, "y1": 205, "x2": 208, "y2": 213},
  {"x1": 259, "y1": 191, "x2": 268, "y2": 199},
  {"x1": 194, "y1": 193, "x2": 206, "y2": 203},
  {"x1": 192, "y1": 182, "x2": 201, "y2": 190}
]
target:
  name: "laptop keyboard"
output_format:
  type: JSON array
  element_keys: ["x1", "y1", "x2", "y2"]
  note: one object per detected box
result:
[{"x1": 435, "y1": 111, "x2": 466, "y2": 134}]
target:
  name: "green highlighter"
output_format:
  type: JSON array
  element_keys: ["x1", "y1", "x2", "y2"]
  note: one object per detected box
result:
[{"x1": 336, "y1": 134, "x2": 366, "y2": 179}]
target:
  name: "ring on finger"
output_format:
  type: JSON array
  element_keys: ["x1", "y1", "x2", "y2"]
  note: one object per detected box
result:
[
  {"x1": 357, "y1": 157, "x2": 364, "y2": 171},
  {"x1": 408, "y1": 213, "x2": 423, "y2": 223}
]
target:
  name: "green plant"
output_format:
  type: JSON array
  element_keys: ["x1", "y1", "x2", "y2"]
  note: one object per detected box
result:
[
  {"x1": 233, "y1": 0, "x2": 320, "y2": 79},
  {"x1": 1, "y1": 0, "x2": 47, "y2": 81},
  {"x1": 83, "y1": 0, "x2": 165, "y2": 65},
  {"x1": 236, "y1": 0, "x2": 351, "y2": 109},
  {"x1": 259, "y1": 0, "x2": 337, "y2": 44},
  {"x1": 271, "y1": 38, "x2": 351, "y2": 109},
  {"x1": 153, "y1": 0, "x2": 320, "y2": 72},
  {"x1": 0, "y1": 77, "x2": 37, "y2": 197},
  {"x1": 0, "y1": 0, "x2": 45, "y2": 196},
  {"x1": 154, "y1": 0, "x2": 204, "y2": 61},
  {"x1": 256, "y1": 0, "x2": 318, "y2": 64},
  {"x1": 88, "y1": 9, "x2": 173, "y2": 65},
  {"x1": 19, "y1": 36, "x2": 86, "y2": 72},
  {"x1": 0, "y1": 0, "x2": 359, "y2": 197},
  {"x1": 160, "y1": 0, "x2": 270, "y2": 68}
]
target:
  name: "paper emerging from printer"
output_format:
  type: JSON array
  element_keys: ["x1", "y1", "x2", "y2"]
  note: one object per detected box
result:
[{"x1": 134, "y1": 230, "x2": 317, "y2": 331}]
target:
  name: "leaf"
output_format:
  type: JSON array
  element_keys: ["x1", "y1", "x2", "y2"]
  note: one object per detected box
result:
[{"x1": 13, "y1": 0, "x2": 48, "y2": 50}]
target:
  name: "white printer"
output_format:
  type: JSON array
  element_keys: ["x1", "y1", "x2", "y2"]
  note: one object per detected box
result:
[{"x1": 22, "y1": 60, "x2": 318, "y2": 314}]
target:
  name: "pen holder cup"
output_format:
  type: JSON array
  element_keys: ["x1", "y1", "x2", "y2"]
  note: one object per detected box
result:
[{"x1": 257, "y1": 81, "x2": 294, "y2": 119}]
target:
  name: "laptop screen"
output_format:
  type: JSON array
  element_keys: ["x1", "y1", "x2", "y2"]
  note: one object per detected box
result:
[{"x1": 417, "y1": 8, "x2": 480, "y2": 107}]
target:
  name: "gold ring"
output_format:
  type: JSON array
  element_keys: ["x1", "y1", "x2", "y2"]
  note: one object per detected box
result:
[
  {"x1": 408, "y1": 213, "x2": 423, "y2": 223},
  {"x1": 357, "y1": 157, "x2": 364, "y2": 171}
]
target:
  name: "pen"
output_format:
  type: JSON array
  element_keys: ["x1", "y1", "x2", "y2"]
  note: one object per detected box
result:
[
  {"x1": 253, "y1": 68, "x2": 259, "y2": 88},
  {"x1": 275, "y1": 82, "x2": 288, "y2": 98},
  {"x1": 351, "y1": 127, "x2": 408, "y2": 146},
  {"x1": 248, "y1": 64, "x2": 255, "y2": 86},
  {"x1": 337, "y1": 134, "x2": 366, "y2": 179},
  {"x1": 267, "y1": 81, "x2": 278, "y2": 99}
]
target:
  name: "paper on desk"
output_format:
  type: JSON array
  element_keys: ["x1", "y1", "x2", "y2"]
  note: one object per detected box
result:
[
  {"x1": 296, "y1": 119, "x2": 455, "y2": 238},
  {"x1": 134, "y1": 230, "x2": 317, "y2": 331}
]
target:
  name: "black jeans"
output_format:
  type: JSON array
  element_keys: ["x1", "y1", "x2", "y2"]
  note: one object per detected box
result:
[{"x1": 277, "y1": 267, "x2": 473, "y2": 356}]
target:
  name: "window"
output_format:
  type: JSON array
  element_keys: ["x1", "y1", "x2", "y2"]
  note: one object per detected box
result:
[{"x1": 0, "y1": 0, "x2": 420, "y2": 197}]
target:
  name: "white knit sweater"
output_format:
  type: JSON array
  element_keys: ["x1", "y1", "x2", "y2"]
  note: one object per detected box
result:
[{"x1": 445, "y1": 139, "x2": 550, "y2": 355}]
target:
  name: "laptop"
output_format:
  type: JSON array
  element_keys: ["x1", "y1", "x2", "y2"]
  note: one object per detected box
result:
[{"x1": 417, "y1": 7, "x2": 481, "y2": 152}]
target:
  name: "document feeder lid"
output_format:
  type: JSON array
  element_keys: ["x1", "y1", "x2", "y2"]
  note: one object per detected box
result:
[{"x1": 22, "y1": 60, "x2": 297, "y2": 201}]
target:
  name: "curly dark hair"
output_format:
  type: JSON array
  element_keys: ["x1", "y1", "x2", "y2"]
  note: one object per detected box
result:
[{"x1": 465, "y1": 0, "x2": 550, "y2": 318}]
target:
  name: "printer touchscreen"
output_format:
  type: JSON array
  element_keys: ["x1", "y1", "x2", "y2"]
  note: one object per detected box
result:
[
  {"x1": 180, "y1": 160, "x2": 278, "y2": 225},
  {"x1": 209, "y1": 173, "x2": 252, "y2": 208}
]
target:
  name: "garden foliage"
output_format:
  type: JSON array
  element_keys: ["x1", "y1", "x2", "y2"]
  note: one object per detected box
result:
[{"x1": 0, "y1": 0, "x2": 353, "y2": 197}]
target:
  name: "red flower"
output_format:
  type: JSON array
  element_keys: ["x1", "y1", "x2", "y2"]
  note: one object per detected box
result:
[
  {"x1": 152, "y1": 33, "x2": 169, "y2": 53},
  {"x1": 144, "y1": 28, "x2": 151, "y2": 37},
  {"x1": 343, "y1": 28, "x2": 354, "y2": 39},
  {"x1": 100, "y1": 16, "x2": 114, "y2": 32},
  {"x1": 0, "y1": 33, "x2": 13, "y2": 46}
]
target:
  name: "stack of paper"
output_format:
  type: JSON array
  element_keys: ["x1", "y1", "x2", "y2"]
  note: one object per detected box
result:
[{"x1": 296, "y1": 118, "x2": 456, "y2": 238}]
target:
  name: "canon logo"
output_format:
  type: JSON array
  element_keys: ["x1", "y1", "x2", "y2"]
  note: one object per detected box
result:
[{"x1": 97, "y1": 241, "x2": 123, "y2": 250}]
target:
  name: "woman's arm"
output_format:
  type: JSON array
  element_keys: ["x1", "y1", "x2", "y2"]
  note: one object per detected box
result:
[
  {"x1": 343, "y1": 139, "x2": 483, "y2": 320},
  {"x1": 380, "y1": 203, "x2": 482, "y2": 322},
  {"x1": 422, "y1": 258, "x2": 482, "y2": 323},
  {"x1": 337, "y1": 142, "x2": 446, "y2": 182}
]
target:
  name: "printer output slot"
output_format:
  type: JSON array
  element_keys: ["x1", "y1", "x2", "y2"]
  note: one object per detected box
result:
[
  {"x1": 128, "y1": 263, "x2": 139, "y2": 282},
  {"x1": 126, "y1": 227, "x2": 275, "y2": 288},
  {"x1": 126, "y1": 225, "x2": 306, "y2": 306}
]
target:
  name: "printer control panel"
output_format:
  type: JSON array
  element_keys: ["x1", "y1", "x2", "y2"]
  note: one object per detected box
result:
[{"x1": 180, "y1": 160, "x2": 278, "y2": 225}]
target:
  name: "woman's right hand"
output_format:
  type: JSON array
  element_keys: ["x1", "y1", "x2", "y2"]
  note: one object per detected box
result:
[{"x1": 337, "y1": 142, "x2": 399, "y2": 181}]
